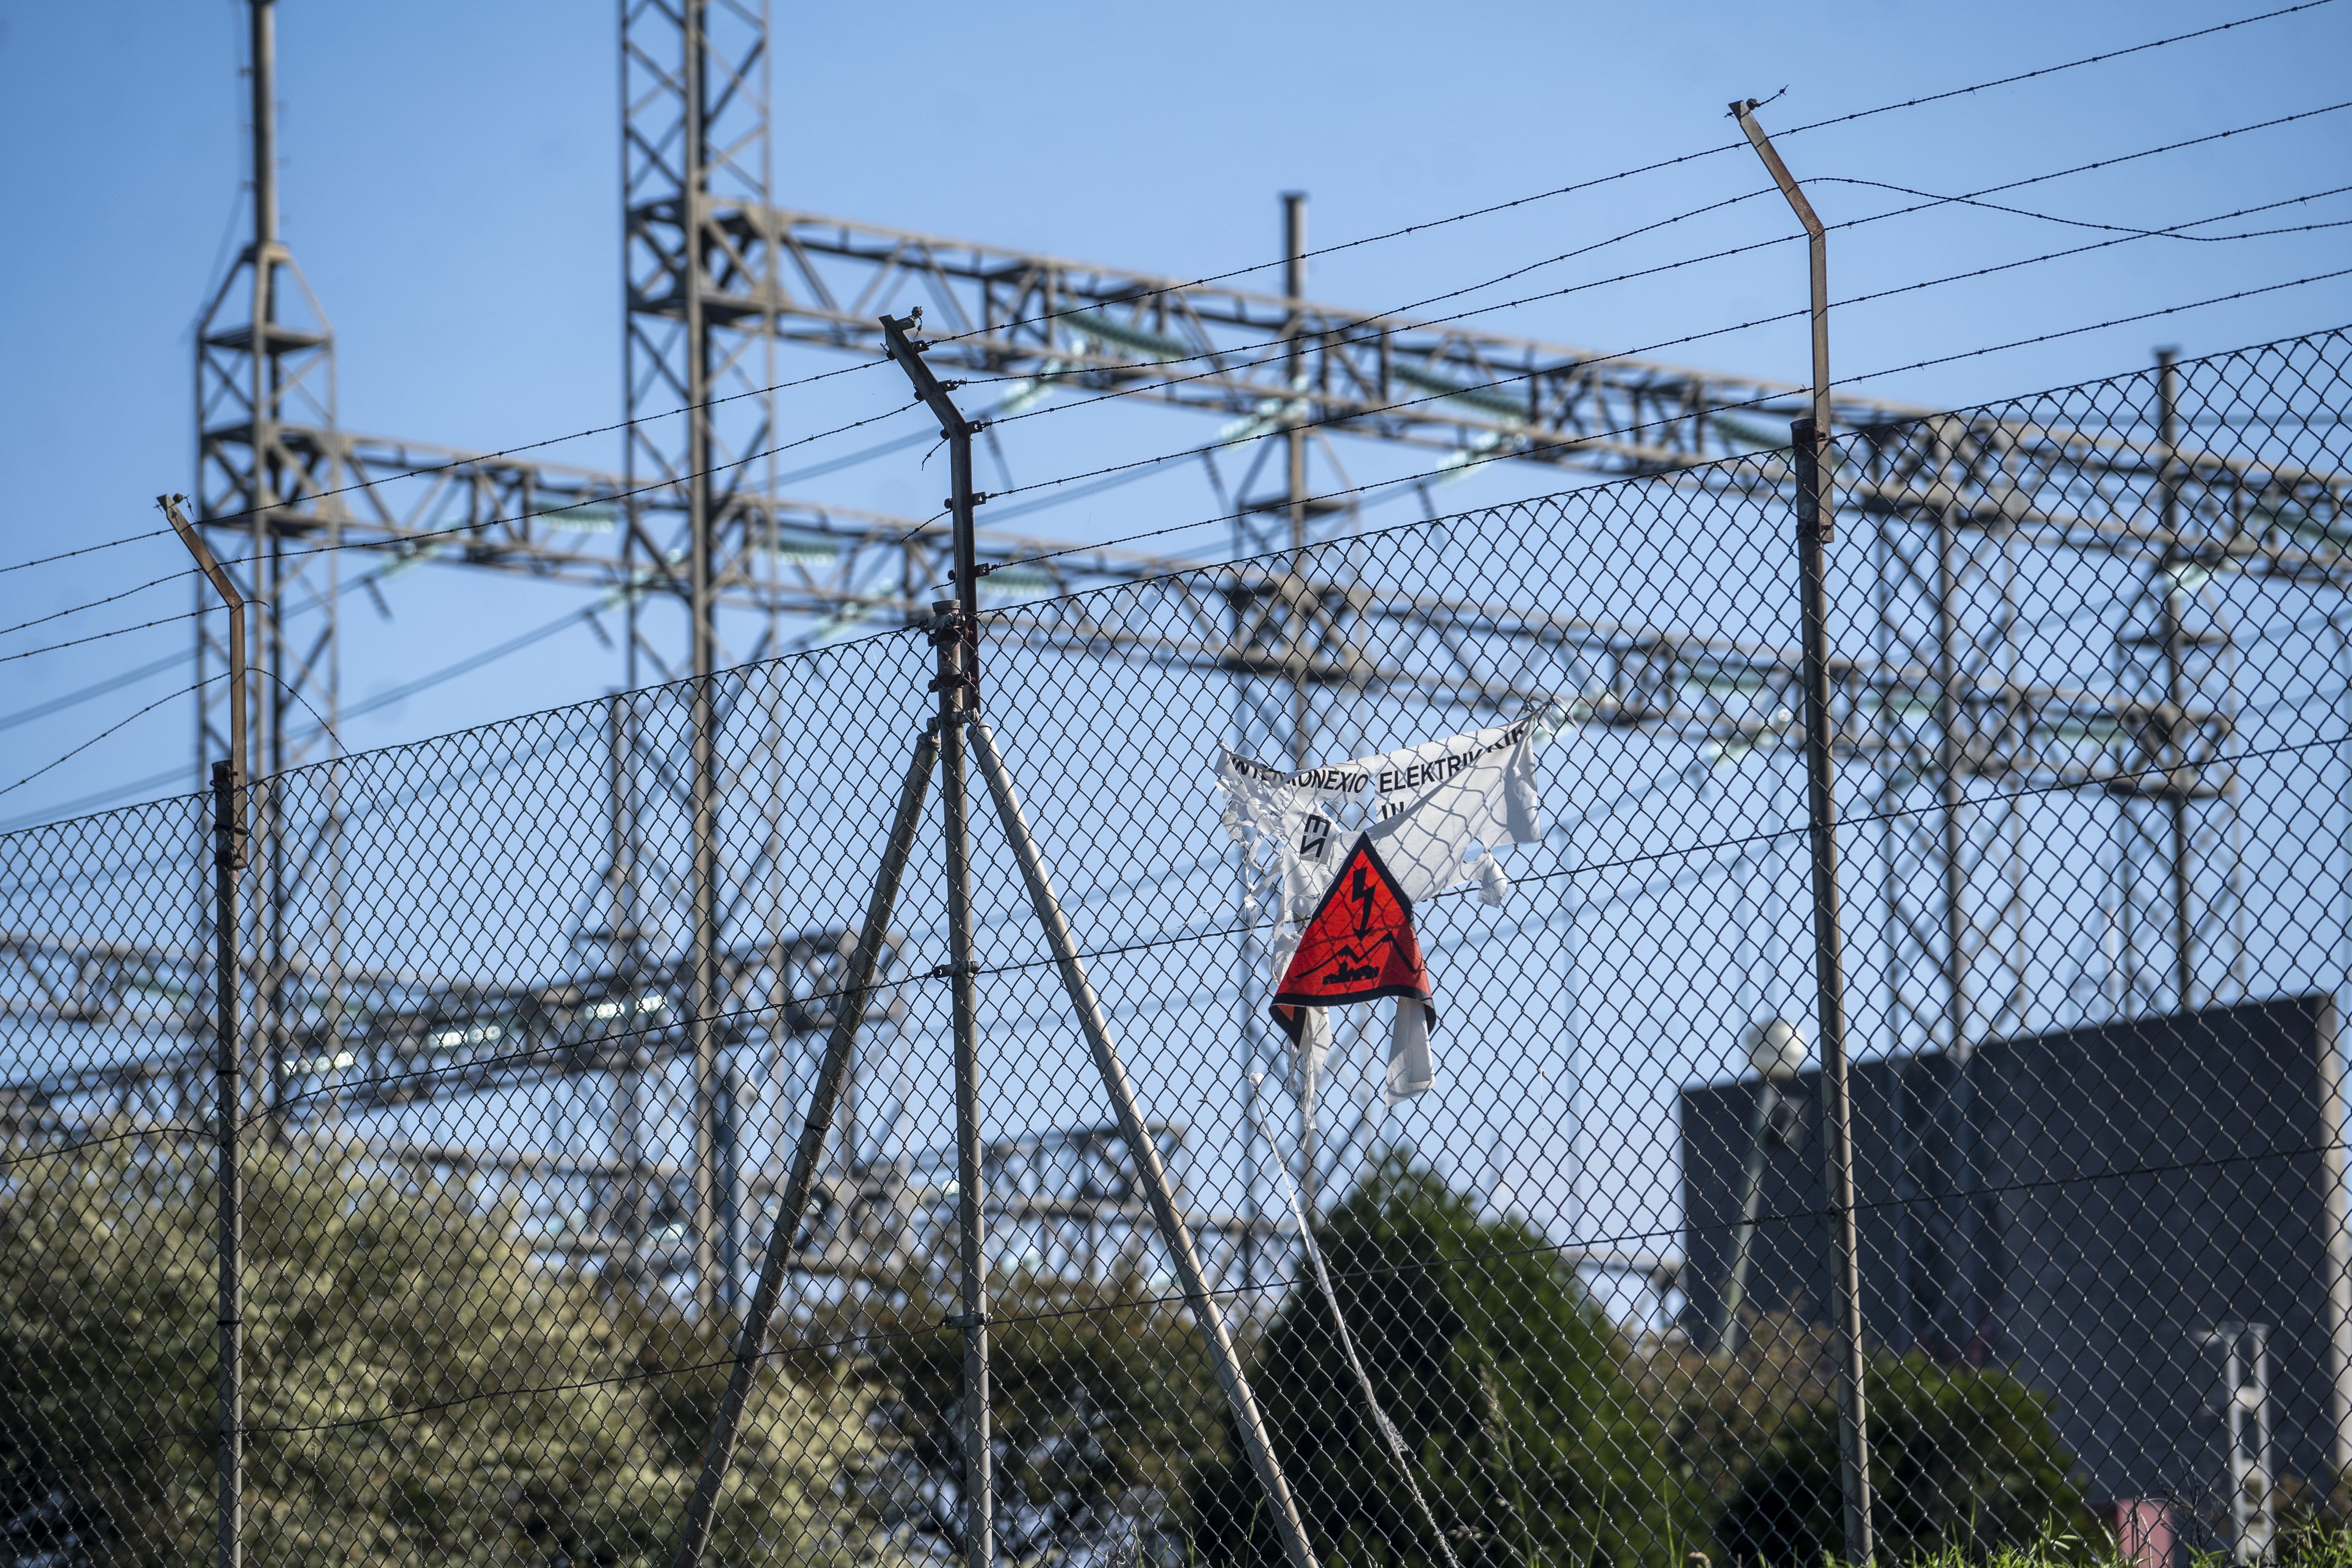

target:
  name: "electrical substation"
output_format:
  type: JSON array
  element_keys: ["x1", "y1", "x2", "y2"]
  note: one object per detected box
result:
[{"x1": 7, "y1": 9, "x2": 2351, "y2": 1518}]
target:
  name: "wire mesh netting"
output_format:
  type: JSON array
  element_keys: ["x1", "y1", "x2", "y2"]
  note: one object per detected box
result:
[{"x1": 6, "y1": 327, "x2": 2352, "y2": 1567}]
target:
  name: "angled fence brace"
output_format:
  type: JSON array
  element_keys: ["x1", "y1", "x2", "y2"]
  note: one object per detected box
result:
[
  {"x1": 671, "y1": 729, "x2": 937, "y2": 1568},
  {"x1": 969, "y1": 716, "x2": 1323, "y2": 1568},
  {"x1": 1734, "y1": 97, "x2": 1877, "y2": 1566},
  {"x1": 162, "y1": 492, "x2": 248, "y2": 1568}
]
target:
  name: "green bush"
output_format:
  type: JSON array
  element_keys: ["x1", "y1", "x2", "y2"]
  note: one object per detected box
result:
[
  {"x1": 1713, "y1": 1356, "x2": 2085, "y2": 1567},
  {"x1": 1650, "y1": 1310, "x2": 1837, "y2": 1544},
  {"x1": 0, "y1": 1132, "x2": 863, "y2": 1566},
  {"x1": 1196, "y1": 1154, "x2": 1668, "y2": 1568},
  {"x1": 850, "y1": 1270, "x2": 1229, "y2": 1563}
]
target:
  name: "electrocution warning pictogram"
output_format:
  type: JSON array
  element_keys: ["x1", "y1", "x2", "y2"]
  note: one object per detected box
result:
[{"x1": 1272, "y1": 835, "x2": 1435, "y2": 1044}]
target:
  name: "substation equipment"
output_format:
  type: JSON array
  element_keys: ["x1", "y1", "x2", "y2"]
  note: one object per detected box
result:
[{"x1": 7, "y1": 0, "x2": 2346, "y2": 1318}]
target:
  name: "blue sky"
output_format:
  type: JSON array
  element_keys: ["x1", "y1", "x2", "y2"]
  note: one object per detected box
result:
[{"x1": 2, "y1": 0, "x2": 2348, "y2": 829}]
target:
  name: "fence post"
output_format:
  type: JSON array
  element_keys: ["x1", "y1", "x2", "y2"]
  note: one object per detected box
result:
[
  {"x1": 881, "y1": 308, "x2": 993, "y2": 1568},
  {"x1": 1731, "y1": 95, "x2": 1876, "y2": 1564},
  {"x1": 162, "y1": 494, "x2": 247, "y2": 1568},
  {"x1": 880, "y1": 307, "x2": 1321, "y2": 1568},
  {"x1": 1793, "y1": 419, "x2": 1876, "y2": 1565}
]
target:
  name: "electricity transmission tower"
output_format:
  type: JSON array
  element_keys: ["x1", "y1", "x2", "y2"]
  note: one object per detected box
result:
[{"x1": 154, "y1": 0, "x2": 2331, "y2": 1311}]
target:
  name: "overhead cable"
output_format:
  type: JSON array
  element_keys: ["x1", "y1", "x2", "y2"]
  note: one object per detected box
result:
[
  {"x1": 7, "y1": 2, "x2": 2327, "y2": 586},
  {"x1": 0, "y1": 678, "x2": 220, "y2": 801},
  {"x1": 954, "y1": 191, "x2": 2352, "y2": 535},
  {"x1": 922, "y1": 0, "x2": 2341, "y2": 351},
  {"x1": 966, "y1": 100, "x2": 2352, "y2": 411},
  {"x1": 0, "y1": 649, "x2": 190, "y2": 735},
  {"x1": 0, "y1": 396, "x2": 930, "y2": 650}
]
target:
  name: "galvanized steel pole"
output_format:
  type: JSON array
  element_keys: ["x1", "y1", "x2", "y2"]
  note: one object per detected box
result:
[
  {"x1": 881, "y1": 310, "x2": 993, "y2": 1568},
  {"x1": 1734, "y1": 98, "x2": 1875, "y2": 1566},
  {"x1": 165, "y1": 494, "x2": 247, "y2": 1568}
]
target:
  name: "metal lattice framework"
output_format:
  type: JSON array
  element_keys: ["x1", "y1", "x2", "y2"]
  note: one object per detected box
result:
[
  {"x1": 169, "y1": 3, "x2": 2352, "y2": 1373},
  {"x1": 17, "y1": 325, "x2": 2352, "y2": 1567}
]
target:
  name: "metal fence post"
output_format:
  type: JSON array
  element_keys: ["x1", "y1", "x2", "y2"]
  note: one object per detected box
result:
[
  {"x1": 1733, "y1": 96, "x2": 1875, "y2": 1564},
  {"x1": 882, "y1": 308, "x2": 993, "y2": 1568},
  {"x1": 1793, "y1": 419, "x2": 1876, "y2": 1565},
  {"x1": 163, "y1": 493, "x2": 247, "y2": 1568}
]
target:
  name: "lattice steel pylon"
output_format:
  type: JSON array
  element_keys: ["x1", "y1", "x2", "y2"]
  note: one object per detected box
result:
[
  {"x1": 194, "y1": 0, "x2": 345, "y2": 1123},
  {"x1": 1850, "y1": 358, "x2": 2250, "y2": 1359},
  {"x1": 1222, "y1": 193, "x2": 1377, "y2": 1240},
  {"x1": 621, "y1": 0, "x2": 782, "y2": 1318},
  {"x1": 171, "y1": 4, "x2": 2319, "y2": 1327}
]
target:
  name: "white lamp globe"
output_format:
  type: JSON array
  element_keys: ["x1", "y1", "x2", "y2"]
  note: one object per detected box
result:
[{"x1": 1743, "y1": 1018, "x2": 1811, "y2": 1082}]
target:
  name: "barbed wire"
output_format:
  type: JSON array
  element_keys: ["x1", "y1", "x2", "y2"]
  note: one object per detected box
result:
[
  {"x1": 0, "y1": 677, "x2": 221, "y2": 801},
  {"x1": 951, "y1": 102, "x2": 2352, "y2": 422},
  {"x1": 959, "y1": 178, "x2": 2351, "y2": 539},
  {"x1": 916, "y1": 0, "x2": 2342, "y2": 352},
  {"x1": 7, "y1": 2, "x2": 2322, "y2": 588}
]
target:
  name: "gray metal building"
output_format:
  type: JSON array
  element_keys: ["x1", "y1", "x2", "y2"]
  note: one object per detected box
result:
[{"x1": 1680, "y1": 996, "x2": 2352, "y2": 1511}]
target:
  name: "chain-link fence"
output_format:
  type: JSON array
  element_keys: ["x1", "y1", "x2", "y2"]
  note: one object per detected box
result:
[{"x1": 6, "y1": 327, "x2": 2352, "y2": 1567}]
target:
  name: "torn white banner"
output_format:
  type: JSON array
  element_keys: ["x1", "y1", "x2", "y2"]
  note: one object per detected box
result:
[{"x1": 1216, "y1": 706, "x2": 1565, "y2": 1106}]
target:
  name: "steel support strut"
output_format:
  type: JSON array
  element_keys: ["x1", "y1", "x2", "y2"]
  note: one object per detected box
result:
[
  {"x1": 165, "y1": 494, "x2": 247, "y2": 1568},
  {"x1": 670, "y1": 729, "x2": 937, "y2": 1568},
  {"x1": 1735, "y1": 98, "x2": 1876, "y2": 1566},
  {"x1": 968, "y1": 718, "x2": 1322, "y2": 1568}
]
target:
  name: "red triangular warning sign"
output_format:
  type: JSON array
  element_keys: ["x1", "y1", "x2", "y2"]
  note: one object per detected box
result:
[{"x1": 1271, "y1": 834, "x2": 1434, "y2": 1044}]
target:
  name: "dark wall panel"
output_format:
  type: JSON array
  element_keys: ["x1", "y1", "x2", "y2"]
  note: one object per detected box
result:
[{"x1": 1679, "y1": 995, "x2": 2352, "y2": 1503}]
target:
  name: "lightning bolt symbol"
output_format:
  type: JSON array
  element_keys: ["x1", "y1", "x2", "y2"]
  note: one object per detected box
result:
[{"x1": 1350, "y1": 864, "x2": 1376, "y2": 935}]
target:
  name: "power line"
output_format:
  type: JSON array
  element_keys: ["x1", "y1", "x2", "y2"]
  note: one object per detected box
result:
[
  {"x1": 24, "y1": 133, "x2": 2312, "y2": 652},
  {"x1": 16, "y1": 713, "x2": 2345, "y2": 1135},
  {"x1": 0, "y1": 764, "x2": 192, "y2": 833},
  {"x1": 323, "y1": 599, "x2": 612, "y2": 731},
  {"x1": 981, "y1": 181, "x2": 2349, "y2": 523},
  {"x1": 962, "y1": 100, "x2": 2352, "y2": 417},
  {"x1": 0, "y1": 365, "x2": 904, "y2": 584},
  {"x1": 971, "y1": 174, "x2": 2349, "y2": 539},
  {"x1": 0, "y1": 528, "x2": 483, "y2": 804},
  {"x1": 0, "y1": 649, "x2": 189, "y2": 735},
  {"x1": 922, "y1": 0, "x2": 2341, "y2": 353},
  {"x1": 0, "y1": 678, "x2": 220, "y2": 802},
  {"x1": 9, "y1": 4, "x2": 2324, "y2": 592},
  {"x1": 0, "y1": 397, "x2": 930, "y2": 652},
  {"x1": 10, "y1": 279, "x2": 2332, "y2": 824}
]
